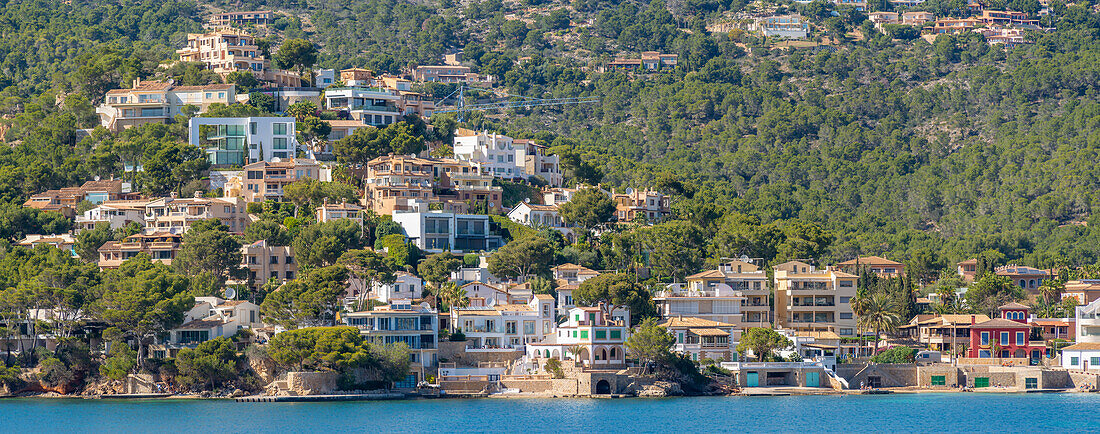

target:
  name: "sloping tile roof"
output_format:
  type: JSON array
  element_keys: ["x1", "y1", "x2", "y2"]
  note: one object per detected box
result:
[
  {"x1": 657, "y1": 317, "x2": 734, "y2": 328},
  {"x1": 837, "y1": 256, "x2": 903, "y2": 267},
  {"x1": 972, "y1": 318, "x2": 1031, "y2": 328},
  {"x1": 1062, "y1": 343, "x2": 1100, "y2": 351}
]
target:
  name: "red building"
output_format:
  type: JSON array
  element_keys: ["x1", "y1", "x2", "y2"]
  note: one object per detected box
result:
[
  {"x1": 998, "y1": 302, "x2": 1030, "y2": 323},
  {"x1": 969, "y1": 318, "x2": 1044, "y2": 360}
]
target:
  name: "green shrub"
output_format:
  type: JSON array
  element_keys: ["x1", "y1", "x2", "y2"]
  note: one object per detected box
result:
[
  {"x1": 99, "y1": 343, "x2": 137, "y2": 381},
  {"x1": 871, "y1": 346, "x2": 916, "y2": 364},
  {"x1": 544, "y1": 358, "x2": 565, "y2": 379},
  {"x1": 448, "y1": 331, "x2": 466, "y2": 342}
]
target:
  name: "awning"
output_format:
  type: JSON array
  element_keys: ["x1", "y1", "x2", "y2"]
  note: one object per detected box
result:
[
  {"x1": 804, "y1": 343, "x2": 837, "y2": 349},
  {"x1": 688, "y1": 328, "x2": 730, "y2": 337}
]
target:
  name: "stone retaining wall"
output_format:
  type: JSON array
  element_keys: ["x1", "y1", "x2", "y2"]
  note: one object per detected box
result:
[
  {"x1": 500, "y1": 379, "x2": 553, "y2": 393},
  {"x1": 287, "y1": 371, "x2": 339, "y2": 395}
]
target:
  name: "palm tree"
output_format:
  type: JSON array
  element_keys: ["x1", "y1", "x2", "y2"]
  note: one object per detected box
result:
[
  {"x1": 1038, "y1": 281, "x2": 1062, "y2": 306},
  {"x1": 854, "y1": 291, "x2": 904, "y2": 355},
  {"x1": 438, "y1": 282, "x2": 468, "y2": 312}
]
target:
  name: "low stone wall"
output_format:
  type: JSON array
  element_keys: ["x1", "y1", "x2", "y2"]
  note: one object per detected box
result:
[
  {"x1": 917, "y1": 365, "x2": 962, "y2": 388},
  {"x1": 500, "y1": 379, "x2": 553, "y2": 393},
  {"x1": 440, "y1": 380, "x2": 494, "y2": 393},
  {"x1": 837, "y1": 364, "x2": 917, "y2": 388},
  {"x1": 956, "y1": 357, "x2": 1030, "y2": 366},
  {"x1": 287, "y1": 371, "x2": 339, "y2": 395},
  {"x1": 438, "y1": 341, "x2": 523, "y2": 366},
  {"x1": 550, "y1": 378, "x2": 579, "y2": 395}
]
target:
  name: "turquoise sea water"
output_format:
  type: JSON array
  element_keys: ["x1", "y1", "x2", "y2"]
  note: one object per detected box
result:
[{"x1": 1, "y1": 393, "x2": 1098, "y2": 433}]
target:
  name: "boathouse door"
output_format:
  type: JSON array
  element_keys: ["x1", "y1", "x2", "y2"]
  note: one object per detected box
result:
[
  {"x1": 746, "y1": 372, "x2": 759, "y2": 387},
  {"x1": 805, "y1": 372, "x2": 819, "y2": 387}
]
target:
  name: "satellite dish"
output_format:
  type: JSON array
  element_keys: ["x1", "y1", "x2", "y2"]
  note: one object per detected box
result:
[
  {"x1": 224, "y1": 287, "x2": 237, "y2": 300},
  {"x1": 625, "y1": 187, "x2": 634, "y2": 194},
  {"x1": 94, "y1": 175, "x2": 101, "y2": 181},
  {"x1": 489, "y1": 202, "x2": 495, "y2": 208},
  {"x1": 739, "y1": 254, "x2": 750, "y2": 263},
  {"x1": 524, "y1": 198, "x2": 531, "y2": 203}
]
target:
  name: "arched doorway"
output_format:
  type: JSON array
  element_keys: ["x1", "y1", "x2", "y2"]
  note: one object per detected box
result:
[
  {"x1": 595, "y1": 379, "x2": 611, "y2": 394},
  {"x1": 576, "y1": 347, "x2": 590, "y2": 364},
  {"x1": 552, "y1": 349, "x2": 560, "y2": 359}
]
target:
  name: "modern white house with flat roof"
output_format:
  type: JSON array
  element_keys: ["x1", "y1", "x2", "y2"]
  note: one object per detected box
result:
[
  {"x1": 323, "y1": 87, "x2": 401, "y2": 126},
  {"x1": 452, "y1": 129, "x2": 527, "y2": 180},
  {"x1": 391, "y1": 210, "x2": 504, "y2": 253},
  {"x1": 188, "y1": 117, "x2": 299, "y2": 165}
]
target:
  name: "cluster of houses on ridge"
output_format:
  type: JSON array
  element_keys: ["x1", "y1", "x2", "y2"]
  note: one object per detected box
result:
[{"x1": 706, "y1": 0, "x2": 1048, "y2": 47}]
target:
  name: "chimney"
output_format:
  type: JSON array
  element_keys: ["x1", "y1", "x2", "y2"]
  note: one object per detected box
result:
[
  {"x1": 170, "y1": 191, "x2": 178, "y2": 199},
  {"x1": 133, "y1": 78, "x2": 140, "y2": 88},
  {"x1": 194, "y1": 190, "x2": 202, "y2": 198},
  {"x1": 971, "y1": 315, "x2": 975, "y2": 325}
]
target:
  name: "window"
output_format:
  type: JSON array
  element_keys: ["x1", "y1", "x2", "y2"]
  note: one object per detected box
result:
[
  {"x1": 839, "y1": 328, "x2": 854, "y2": 336},
  {"x1": 580, "y1": 330, "x2": 588, "y2": 339},
  {"x1": 1071, "y1": 357, "x2": 1079, "y2": 366},
  {"x1": 1000, "y1": 332, "x2": 1009, "y2": 345},
  {"x1": 273, "y1": 123, "x2": 288, "y2": 135},
  {"x1": 840, "y1": 296, "x2": 852, "y2": 303},
  {"x1": 839, "y1": 280, "x2": 854, "y2": 287},
  {"x1": 505, "y1": 321, "x2": 517, "y2": 334},
  {"x1": 1092, "y1": 357, "x2": 1100, "y2": 366},
  {"x1": 1016, "y1": 332, "x2": 1025, "y2": 346},
  {"x1": 840, "y1": 313, "x2": 853, "y2": 319},
  {"x1": 931, "y1": 376, "x2": 946, "y2": 386},
  {"x1": 595, "y1": 330, "x2": 607, "y2": 339},
  {"x1": 1025, "y1": 378, "x2": 1038, "y2": 389},
  {"x1": 523, "y1": 321, "x2": 535, "y2": 335},
  {"x1": 273, "y1": 137, "x2": 288, "y2": 149},
  {"x1": 270, "y1": 256, "x2": 279, "y2": 264},
  {"x1": 973, "y1": 377, "x2": 990, "y2": 388},
  {"x1": 980, "y1": 332, "x2": 989, "y2": 345},
  {"x1": 610, "y1": 330, "x2": 622, "y2": 339}
]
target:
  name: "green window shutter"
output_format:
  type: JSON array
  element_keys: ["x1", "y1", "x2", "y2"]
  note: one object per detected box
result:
[
  {"x1": 610, "y1": 330, "x2": 622, "y2": 339},
  {"x1": 580, "y1": 330, "x2": 588, "y2": 339},
  {"x1": 931, "y1": 376, "x2": 945, "y2": 386},
  {"x1": 595, "y1": 330, "x2": 607, "y2": 339}
]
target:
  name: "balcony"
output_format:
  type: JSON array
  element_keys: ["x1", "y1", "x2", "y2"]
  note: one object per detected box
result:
[
  {"x1": 350, "y1": 104, "x2": 399, "y2": 113},
  {"x1": 465, "y1": 345, "x2": 522, "y2": 352}
]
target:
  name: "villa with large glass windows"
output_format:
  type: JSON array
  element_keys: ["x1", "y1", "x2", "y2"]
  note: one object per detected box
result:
[{"x1": 188, "y1": 117, "x2": 299, "y2": 165}]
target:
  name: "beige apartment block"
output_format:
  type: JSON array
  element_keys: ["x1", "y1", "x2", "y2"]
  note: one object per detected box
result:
[
  {"x1": 773, "y1": 261, "x2": 859, "y2": 338},
  {"x1": 143, "y1": 193, "x2": 249, "y2": 235}
]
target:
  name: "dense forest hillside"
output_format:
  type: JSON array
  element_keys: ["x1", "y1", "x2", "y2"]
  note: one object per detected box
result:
[{"x1": 3, "y1": 0, "x2": 1100, "y2": 274}]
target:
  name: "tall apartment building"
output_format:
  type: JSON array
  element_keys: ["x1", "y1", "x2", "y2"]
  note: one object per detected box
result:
[
  {"x1": 228, "y1": 158, "x2": 320, "y2": 202},
  {"x1": 188, "y1": 117, "x2": 299, "y2": 165},
  {"x1": 96, "y1": 80, "x2": 235, "y2": 132},
  {"x1": 452, "y1": 129, "x2": 526, "y2": 179},
  {"x1": 515, "y1": 139, "x2": 562, "y2": 187},
  {"x1": 237, "y1": 240, "x2": 296, "y2": 290},
  {"x1": 363, "y1": 154, "x2": 503, "y2": 215},
  {"x1": 143, "y1": 193, "x2": 249, "y2": 235},
  {"x1": 434, "y1": 158, "x2": 504, "y2": 213},
  {"x1": 658, "y1": 260, "x2": 770, "y2": 330},
  {"x1": 773, "y1": 261, "x2": 859, "y2": 337},
  {"x1": 364, "y1": 155, "x2": 437, "y2": 214},
  {"x1": 176, "y1": 31, "x2": 301, "y2": 86}
]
